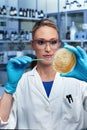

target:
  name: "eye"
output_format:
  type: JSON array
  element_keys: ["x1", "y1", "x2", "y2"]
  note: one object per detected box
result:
[
  {"x1": 37, "y1": 40, "x2": 45, "y2": 45},
  {"x1": 50, "y1": 40, "x2": 58, "y2": 45}
]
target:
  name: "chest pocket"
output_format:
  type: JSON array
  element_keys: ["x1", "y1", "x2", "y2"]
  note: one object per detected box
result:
[{"x1": 62, "y1": 95, "x2": 82, "y2": 123}]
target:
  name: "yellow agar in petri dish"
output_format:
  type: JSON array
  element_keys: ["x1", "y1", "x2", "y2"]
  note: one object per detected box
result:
[{"x1": 53, "y1": 48, "x2": 76, "y2": 73}]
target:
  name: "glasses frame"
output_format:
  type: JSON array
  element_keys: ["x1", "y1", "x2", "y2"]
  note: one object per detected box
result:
[{"x1": 31, "y1": 38, "x2": 60, "y2": 50}]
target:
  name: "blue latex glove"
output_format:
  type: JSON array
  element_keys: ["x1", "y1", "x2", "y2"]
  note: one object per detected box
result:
[
  {"x1": 4, "y1": 56, "x2": 32, "y2": 94},
  {"x1": 60, "y1": 43, "x2": 87, "y2": 82}
]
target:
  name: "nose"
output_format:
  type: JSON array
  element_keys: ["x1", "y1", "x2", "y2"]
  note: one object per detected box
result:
[{"x1": 45, "y1": 43, "x2": 51, "y2": 51}]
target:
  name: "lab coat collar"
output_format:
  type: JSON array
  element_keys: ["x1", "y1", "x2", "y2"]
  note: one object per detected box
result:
[{"x1": 28, "y1": 66, "x2": 64, "y2": 102}]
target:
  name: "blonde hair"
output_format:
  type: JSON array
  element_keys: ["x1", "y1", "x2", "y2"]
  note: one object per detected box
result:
[{"x1": 32, "y1": 18, "x2": 59, "y2": 39}]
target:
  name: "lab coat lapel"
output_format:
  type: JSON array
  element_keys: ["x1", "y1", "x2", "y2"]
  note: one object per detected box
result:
[
  {"x1": 33, "y1": 67, "x2": 49, "y2": 100},
  {"x1": 49, "y1": 73, "x2": 64, "y2": 101}
]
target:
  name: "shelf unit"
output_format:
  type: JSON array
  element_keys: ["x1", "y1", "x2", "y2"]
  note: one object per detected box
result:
[
  {"x1": 0, "y1": 14, "x2": 40, "y2": 44},
  {"x1": 0, "y1": 0, "x2": 43, "y2": 84},
  {"x1": 47, "y1": 9, "x2": 87, "y2": 50},
  {"x1": 0, "y1": 0, "x2": 45, "y2": 46},
  {"x1": 0, "y1": 0, "x2": 44, "y2": 66},
  {"x1": 60, "y1": 9, "x2": 87, "y2": 37},
  {"x1": 0, "y1": 14, "x2": 40, "y2": 66}
]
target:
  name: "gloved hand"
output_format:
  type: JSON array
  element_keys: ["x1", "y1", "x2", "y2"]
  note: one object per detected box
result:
[
  {"x1": 4, "y1": 56, "x2": 32, "y2": 94},
  {"x1": 60, "y1": 43, "x2": 87, "y2": 82}
]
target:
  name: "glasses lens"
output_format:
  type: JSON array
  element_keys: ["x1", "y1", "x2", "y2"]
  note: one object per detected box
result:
[
  {"x1": 50, "y1": 39, "x2": 58, "y2": 45},
  {"x1": 37, "y1": 40, "x2": 45, "y2": 45}
]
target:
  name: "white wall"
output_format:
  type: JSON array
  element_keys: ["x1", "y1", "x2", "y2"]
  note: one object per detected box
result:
[
  {"x1": 18, "y1": 0, "x2": 47, "y2": 13},
  {"x1": 18, "y1": 0, "x2": 36, "y2": 9},
  {"x1": 37, "y1": 0, "x2": 47, "y2": 14},
  {"x1": 46, "y1": 0, "x2": 58, "y2": 14},
  {"x1": 18, "y1": 0, "x2": 58, "y2": 14}
]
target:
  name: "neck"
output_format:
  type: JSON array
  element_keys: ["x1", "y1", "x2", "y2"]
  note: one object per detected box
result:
[{"x1": 36, "y1": 64, "x2": 56, "y2": 82}]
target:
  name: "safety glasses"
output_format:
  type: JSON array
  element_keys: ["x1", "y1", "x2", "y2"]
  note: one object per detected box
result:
[{"x1": 31, "y1": 38, "x2": 60, "y2": 50}]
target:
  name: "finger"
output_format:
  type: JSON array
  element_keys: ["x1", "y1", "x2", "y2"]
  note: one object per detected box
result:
[
  {"x1": 64, "y1": 44, "x2": 81, "y2": 58},
  {"x1": 10, "y1": 56, "x2": 32, "y2": 65},
  {"x1": 77, "y1": 46, "x2": 87, "y2": 59},
  {"x1": 60, "y1": 73, "x2": 72, "y2": 77},
  {"x1": 64, "y1": 42, "x2": 68, "y2": 46},
  {"x1": 18, "y1": 56, "x2": 32, "y2": 64},
  {"x1": 23, "y1": 56, "x2": 32, "y2": 62},
  {"x1": 10, "y1": 58, "x2": 21, "y2": 64}
]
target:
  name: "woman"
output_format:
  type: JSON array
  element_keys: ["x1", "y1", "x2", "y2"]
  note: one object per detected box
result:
[{"x1": 0, "y1": 18, "x2": 87, "y2": 129}]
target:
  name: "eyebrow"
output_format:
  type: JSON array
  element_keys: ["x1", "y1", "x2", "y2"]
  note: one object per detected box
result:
[{"x1": 33, "y1": 38, "x2": 59, "y2": 41}]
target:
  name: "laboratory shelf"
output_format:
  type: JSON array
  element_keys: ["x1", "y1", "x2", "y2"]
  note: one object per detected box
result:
[
  {"x1": 62, "y1": 39, "x2": 87, "y2": 48},
  {"x1": 0, "y1": 15, "x2": 40, "y2": 21},
  {"x1": 0, "y1": 40, "x2": 30, "y2": 44}
]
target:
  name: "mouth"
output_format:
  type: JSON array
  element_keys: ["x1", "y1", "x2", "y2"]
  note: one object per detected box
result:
[{"x1": 43, "y1": 55, "x2": 53, "y2": 59}]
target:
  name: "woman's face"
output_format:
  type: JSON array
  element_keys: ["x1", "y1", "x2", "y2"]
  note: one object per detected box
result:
[{"x1": 31, "y1": 26, "x2": 60, "y2": 65}]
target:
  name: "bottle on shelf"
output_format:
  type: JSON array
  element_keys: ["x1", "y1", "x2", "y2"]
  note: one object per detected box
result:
[
  {"x1": 63, "y1": 0, "x2": 70, "y2": 10},
  {"x1": 66, "y1": 0, "x2": 70, "y2": 10},
  {"x1": 0, "y1": 5, "x2": 6, "y2": 15},
  {"x1": 70, "y1": 21, "x2": 77, "y2": 40},
  {"x1": 4, "y1": 31, "x2": 9, "y2": 40},
  {"x1": 25, "y1": 31, "x2": 30, "y2": 40},
  {"x1": 0, "y1": 30, "x2": 4, "y2": 40},
  {"x1": 26, "y1": 8, "x2": 29, "y2": 17},
  {"x1": 14, "y1": 7, "x2": 17, "y2": 16},
  {"x1": 9, "y1": 6, "x2": 14, "y2": 16},
  {"x1": 66, "y1": 26, "x2": 70, "y2": 40},
  {"x1": 29, "y1": 9, "x2": 32, "y2": 17},
  {"x1": 23, "y1": 8, "x2": 27, "y2": 17},
  {"x1": 14, "y1": 31, "x2": 18, "y2": 40},
  {"x1": 19, "y1": 8, "x2": 23, "y2": 17},
  {"x1": 10, "y1": 31, "x2": 15, "y2": 41},
  {"x1": 39, "y1": 10, "x2": 44, "y2": 18},
  {"x1": 32, "y1": 9, "x2": 35, "y2": 18},
  {"x1": 2, "y1": 5, "x2": 7, "y2": 15},
  {"x1": 20, "y1": 30, "x2": 25, "y2": 41},
  {"x1": 35, "y1": 9, "x2": 38, "y2": 18}
]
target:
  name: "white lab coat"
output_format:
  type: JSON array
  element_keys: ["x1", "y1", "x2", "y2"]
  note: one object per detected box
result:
[{"x1": 0, "y1": 66, "x2": 87, "y2": 130}]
